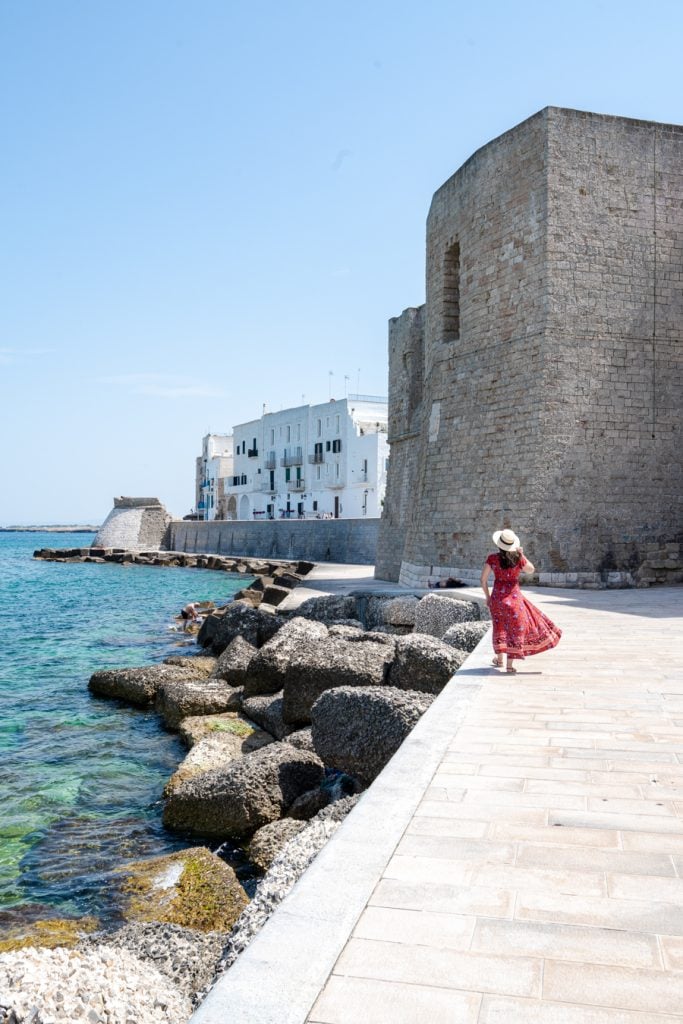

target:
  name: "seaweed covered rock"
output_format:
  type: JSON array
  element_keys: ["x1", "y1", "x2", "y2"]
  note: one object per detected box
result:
[
  {"x1": 156, "y1": 677, "x2": 243, "y2": 729},
  {"x1": 164, "y1": 727, "x2": 274, "y2": 794},
  {"x1": 389, "y1": 634, "x2": 467, "y2": 694},
  {"x1": 413, "y1": 593, "x2": 480, "y2": 638},
  {"x1": 88, "y1": 663, "x2": 205, "y2": 707},
  {"x1": 311, "y1": 686, "x2": 433, "y2": 785},
  {"x1": 211, "y1": 635, "x2": 258, "y2": 685},
  {"x1": 163, "y1": 741, "x2": 324, "y2": 838},
  {"x1": 242, "y1": 617, "x2": 328, "y2": 698},
  {"x1": 178, "y1": 709, "x2": 254, "y2": 748},
  {"x1": 442, "y1": 619, "x2": 490, "y2": 652},
  {"x1": 247, "y1": 818, "x2": 307, "y2": 872},
  {"x1": 118, "y1": 847, "x2": 248, "y2": 932},
  {"x1": 282, "y1": 633, "x2": 395, "y2": 726}
]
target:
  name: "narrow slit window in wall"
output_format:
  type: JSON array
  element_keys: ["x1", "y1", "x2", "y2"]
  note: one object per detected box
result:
[{"x1": 442, "y1": 241, "x2": 460, "y2": 341}]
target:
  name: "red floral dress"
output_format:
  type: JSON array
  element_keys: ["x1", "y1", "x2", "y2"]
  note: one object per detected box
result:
[{"x1": 486, "y1": 553, "x2": 562, "y2": 661}]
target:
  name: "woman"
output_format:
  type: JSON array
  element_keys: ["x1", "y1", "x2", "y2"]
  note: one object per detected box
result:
[{"x1": 480, "y1": 528, "x2": 562, "y2": 673}]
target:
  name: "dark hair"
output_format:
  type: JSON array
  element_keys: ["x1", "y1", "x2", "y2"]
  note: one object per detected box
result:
[{"x1": 498, "y1": 548, "x2": 521, "y2": 569}]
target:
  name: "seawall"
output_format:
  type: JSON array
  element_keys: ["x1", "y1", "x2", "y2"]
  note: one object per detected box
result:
[{"x1": 166, "y1": 518, "x2": 379, "y2": 565}]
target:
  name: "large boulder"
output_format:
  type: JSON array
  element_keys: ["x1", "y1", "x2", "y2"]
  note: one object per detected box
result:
[
  {"x1": 88, "y1": 663, "x2": 205, "y2": 706},
  {"x1": 242, "y1": 618, "x2": 328, "y2": 698},
  {"x1": 163, "y1": 742, "x2": 324, "y2": 838},
  {"x1": 211, "y1": 635, "x2": 258, "y2": 685},
  {"x1": 198, "y1": 602, "x2": 284, "y2": 653},
  {"x1": 242, "y1": 693, "x2": 293, "y2": 741},
  {"x1": 247, "y1": 819, "x2": 307, "y2": 872},
  {"x1": 364, "y1": 595, "x2": 419, "y2": 630},
  {"x1": 295, "y1": 594, "x2": 358, "y2": 624},
  {"x1": 179, "y1": 710, "x2": 255, "y2": 748},
  {"x1": 442, "y1": 620, "x2": 491, "y2": 653},
  {"x1": 389, "y1": 634, "x2": 467, "y2": 694},
  {"x1": 164, "y1": 728, "x2": 274, "y2": 794},
  {"x1": 118, "y1": 847, "x2": 248, "y2": 932},
  {"x1": 281, "y1": 634, "x2": 395, "y2": 726},
  {"x1": 413, "y1": 594, "x2": 480, "y2": 638},
  {"x1": 156, "y1": 678, "x2": 243, "y2": 729},
  {"x1": 311, "y1": 686, "x2": 433, "y2": 786},
  {"x1": 163, "y1": 655, "x2": 218, "y2": 677}
]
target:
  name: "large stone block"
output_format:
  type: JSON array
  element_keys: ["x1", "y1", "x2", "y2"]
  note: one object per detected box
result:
[
  {"x1": 163, "y1": 741, "x2": 324, "y2": 838},
  {"x1": 413, "y1": 594, "x2": 480, "y2": 638},
  {"x1": 310, "y1": 686, "x2": 433, "y2": 786}
]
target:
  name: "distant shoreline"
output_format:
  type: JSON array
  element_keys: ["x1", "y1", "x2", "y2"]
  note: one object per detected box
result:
[{"x1": 0, "y1": 526, "x2": 98, "y2": 533}]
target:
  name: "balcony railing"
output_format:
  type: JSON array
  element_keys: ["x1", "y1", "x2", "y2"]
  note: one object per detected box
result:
[
  {"x1": 264, "y1": 454, "x2": 277, "y2": 470},
  {"x1": 308, "y1": 453, "x2": 324, "y2": 464},
  {"x1": 288, "y1": 479, "x2": 305, "y2": 491},
  {"x1": 258, "y1": 480, "x2": 277, "y2": 493},
  {"x1": 326, "y1": 477, "x2": 345, "y2": 489},
  {"x1": 281, "y1": 450, "x2": 303, "y2": 467}
]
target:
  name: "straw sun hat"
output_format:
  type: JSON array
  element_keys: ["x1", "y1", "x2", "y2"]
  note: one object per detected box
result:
[{"x1": 492, "y1": 528, "x2": 521, "y2": 551}]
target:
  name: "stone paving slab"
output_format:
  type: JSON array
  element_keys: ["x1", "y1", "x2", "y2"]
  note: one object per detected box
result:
[{"x1": 190, "y1": 582, "x2": 682, "y2": 1023}]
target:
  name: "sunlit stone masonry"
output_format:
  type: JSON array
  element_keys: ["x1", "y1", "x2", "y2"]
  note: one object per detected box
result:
[{"x1": 376, "y1": 106, "x2": 683, "y2": 589}]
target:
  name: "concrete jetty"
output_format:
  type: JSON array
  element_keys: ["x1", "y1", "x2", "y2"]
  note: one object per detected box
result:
[{"x1": 192, "y1": 577, "x2": 683, "y2": 1023}]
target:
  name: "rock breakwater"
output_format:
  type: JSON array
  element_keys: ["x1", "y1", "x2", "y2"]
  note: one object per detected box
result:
[{"x1": 1, "y1": 583, "x2": 489, "y2": 1023}]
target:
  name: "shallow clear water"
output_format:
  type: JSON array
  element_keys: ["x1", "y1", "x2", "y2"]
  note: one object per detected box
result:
[{"x1": 0, "y1": 532, "x2": 248, "y2": 929}]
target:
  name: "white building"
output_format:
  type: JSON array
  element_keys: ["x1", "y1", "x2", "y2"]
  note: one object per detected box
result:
[
  {"x1": 195, "y1": 433, "x2": 234, "y2": 521},
  {"x1": 222, "y1": 397, "x2": 388, "y2": 520}
]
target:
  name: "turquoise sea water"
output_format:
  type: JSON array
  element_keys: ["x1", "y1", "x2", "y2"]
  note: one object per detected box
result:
[{"x1": 0, "y1": 532, "x2": 247, "y2": 930}]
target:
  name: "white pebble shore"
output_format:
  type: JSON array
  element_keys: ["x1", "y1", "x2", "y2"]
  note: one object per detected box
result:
[{"x1": 0, "y1": 944, "x2": 191, "y2": 1024}]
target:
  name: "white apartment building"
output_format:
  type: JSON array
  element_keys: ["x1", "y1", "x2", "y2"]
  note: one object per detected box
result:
[
  {"x1": 195, "y1": 433, "x2": 234, "y2": 521},
  {"x1": 222, "y1": 396, "x2": 388, "y2": 520}
]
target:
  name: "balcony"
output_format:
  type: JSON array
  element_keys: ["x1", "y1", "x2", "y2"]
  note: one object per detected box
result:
[
  {"x1": 264, "y1": 454, "x2": 277, "y2": 470},
  {"x1": 258, "y1": 480, "x2": 277, "y2": 493},
  {"x1": 281, "y1": 449, "x2": 303, "y2": 467},
  {"x1": 288, "y1": 479, "x2": 305, "y2": 491},
  {"x1": 308, "y1": 453, "x2": 324, "y2": 464},
  {"x1": 326, "y1": 476, "x2": 345, "y2": 489},
  {"x1": 248, "y1": 448, "x2": 259, "y2": 458}
]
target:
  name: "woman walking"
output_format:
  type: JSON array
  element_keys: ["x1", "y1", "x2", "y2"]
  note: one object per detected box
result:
[{"x1": 480, "y1": 528, "x2": 562, "y2": 673}]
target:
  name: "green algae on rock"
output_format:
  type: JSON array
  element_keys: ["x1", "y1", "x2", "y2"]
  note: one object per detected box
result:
[
  {"x1": 0, "y1": 915, "x2": 98, "y2": 952},
  {"x1": 119, "y1": 847, "x2": 248, "y2": 932}
]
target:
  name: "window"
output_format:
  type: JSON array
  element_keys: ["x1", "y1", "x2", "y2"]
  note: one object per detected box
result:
[
  {"x1": 317, "y1": 418, "x2": 322, "y2": 437},
  {"x1": 285, "y1": 467, "x2": 291, "y2": 482},
  {"x1": 286, "y1": 425, "x2": 291, "y2": 443},
  {"x1": 296, "y1": 423, "x2": 301, "y2": 442},
  {"x1": 442, "y1": 240, "x2": 460, "y2": 341},
  {"x1": 335, "y1": 463, "x2": 340, "y2": 478},
  {"x1": 326, "y1": 440, "x2": 331, "y2": 452},
  {"x1": 270, "y1": 428, "x2": 275, "y2": 445},
  {"x1": 335, "y1": 414, "x2": 340, "y2": 433},
  {"x1": 316, "y1": 466, "x2": 321, "y2": 480},
  {"x1": 313, "y1": 500, "x2": 318, "y2": 511},
  {"x1": 326, "y1": 417, "x2": 330, "y2": 428},
  {"x1": 332, "y1": 439, "x2": 342, "y2": 453}
]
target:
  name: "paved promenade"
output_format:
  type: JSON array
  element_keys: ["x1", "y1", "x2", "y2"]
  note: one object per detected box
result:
[{"x1": 193, "y1": 582, "x2": 683, "y2": 1024}]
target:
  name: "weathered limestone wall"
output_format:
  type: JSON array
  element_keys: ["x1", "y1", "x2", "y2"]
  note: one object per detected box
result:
[
  {"x1": 94, "y1": 498, "x2": 171, "y2": 551},
  {"x1": 167, "y1": 518, "x2": 379, "y2": 565},
  {"x1": 377, "y1": 107, "x2": 683, "y2": 587},
  {"x1": 374, "y1": 306, "x2": 425, "y2": 581}
]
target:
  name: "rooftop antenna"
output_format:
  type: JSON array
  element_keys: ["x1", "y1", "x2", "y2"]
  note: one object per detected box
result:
[
  {"x1": 344, "y1": 375, "x2": 350, "y2": 397},
  {"x1": 328, "y1": 370, "x2": 333, "y2": 400},
  {"x1": 357, "y1": 368, "x2": 361, "y2": 394}
]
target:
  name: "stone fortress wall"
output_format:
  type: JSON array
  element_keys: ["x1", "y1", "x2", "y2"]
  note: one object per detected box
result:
[{"x1": 376, "y1": 107, "x2": 683, "y2": 587}]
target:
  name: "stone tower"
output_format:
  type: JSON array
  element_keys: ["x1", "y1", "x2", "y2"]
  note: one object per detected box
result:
[{"x1": 376, "y1": 107, "x2": 682, "y2": 587}]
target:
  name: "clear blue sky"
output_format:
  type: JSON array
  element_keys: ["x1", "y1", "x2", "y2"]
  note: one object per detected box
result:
[{"x1": 1, "y1": 0, "x2": 681, "y2": 523}]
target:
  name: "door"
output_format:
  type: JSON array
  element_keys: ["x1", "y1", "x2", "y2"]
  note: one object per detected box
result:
[{"x1": 334, "y1": 496, "x2": 340, "y2": 519}]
